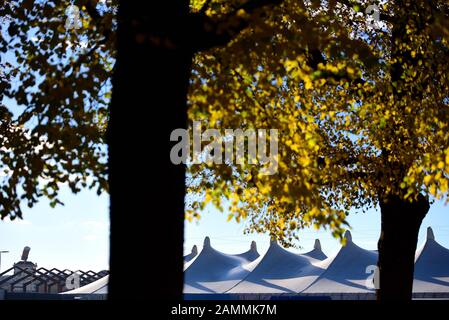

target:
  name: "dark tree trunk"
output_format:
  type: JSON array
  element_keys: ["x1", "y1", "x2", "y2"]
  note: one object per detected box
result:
[
  {"x1": 377, "y1": 194, "x2": 429, "y2": 300},
  {"x1": 375, "y1": 1, "x2": 431, "y2": 301},
  {"x1": 108, "y1": 1, "x2": 192, "y2": 299}
]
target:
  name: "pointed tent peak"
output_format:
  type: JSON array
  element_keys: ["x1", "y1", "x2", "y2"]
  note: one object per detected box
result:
[
  {"x1": 344, "y1": 230, "x2": 352, "y2": 243},
  {"x1": 203, "y1": 236, "x2": 211, "y2": 248},
  {"x1": 427, "y1": 227, "x2": 435, "y2": 241},
  {"x1": 250, "y1": 241, "x2": 257, "y2": 252},
  {"x1": 269, "y1": 237, "x2": 278, "y2": 247},
  {"x1": 191, "y1": 245, "x2": 198, "y2": 256},
  {"x1": 314, "y1": 239, "x2": 322, "y2": 251}
]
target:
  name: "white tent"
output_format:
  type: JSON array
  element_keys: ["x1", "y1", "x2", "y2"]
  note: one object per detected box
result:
[
  {"x1": 184, "y1": 245, "x2": 199, "y2": 270},
  {"x1": 413, "y1": 227, "x2": 449, "y2": 294},
  {"x1": 183, "y1": 237, "x2": 260, "y2": 293},
  {"x1": 61, "y1": 275, "x2": 109, "y2": 294},
  {"x1": 302, "y1": 231, "x2": 378, "y2": 295},
  {"x1": 228, "y1": 239, "x2": 326, "y2": 293},
  {"x1": 303, "y1": 239, "x2": 328, "y2": 261},
  {"x1": 184, "y1": 245, "x2": 198, "y2": 263},
  {"x1": 57, "y1": 226, "x2": 449, "y2": 299}
]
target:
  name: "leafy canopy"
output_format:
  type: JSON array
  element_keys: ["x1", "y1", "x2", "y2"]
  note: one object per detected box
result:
[
  {"x1": 186, "y1": 0, "x2": 449, "y2": 245},
  {"x1": 0, "y1": 0, "x2": 115, "y2": 218},
  {"x1": 1, "y1": 1, "x2": 448, "y2": 248}
]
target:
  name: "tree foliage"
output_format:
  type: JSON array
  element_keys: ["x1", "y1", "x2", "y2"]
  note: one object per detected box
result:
[
  {"x1": 0, "y1": 0, "x2": 115, "y2": 218},
  {"x1": 186, "y1": 0, "x2": 449, "y2": 246},
  {"x1": 1, "y1": 0, "x2": 448, "y2": 250}
]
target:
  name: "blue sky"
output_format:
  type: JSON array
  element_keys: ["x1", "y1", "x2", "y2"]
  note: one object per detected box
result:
[
  {"x1": 185, "y1": 199, "x2": 449, "y2": 257},
  {"x1": 1, "y1": 184, "x2": 448, "y2": 274}
]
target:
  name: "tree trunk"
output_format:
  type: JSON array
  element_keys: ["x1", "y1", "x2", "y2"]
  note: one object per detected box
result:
[
  {"x1": 376, "y1": 0, "x2": 430, "y2": 302},
  {"x1": 377, "y1": 194, "x2": 429, "y2": 300},
  {"x1": 108, "y1": 1, "x2": 192, "y2": 299}
]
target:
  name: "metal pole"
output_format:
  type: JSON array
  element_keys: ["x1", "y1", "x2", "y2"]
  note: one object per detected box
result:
[{"x1": 0, "y1": 251, "x2": 9, "y2": 273}]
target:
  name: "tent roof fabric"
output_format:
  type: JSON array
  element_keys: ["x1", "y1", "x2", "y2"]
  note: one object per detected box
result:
[
  {"x1": 61, "y1": 275, "x2": 108, "y2": 294},
  {"x1": 413, "y1": 227, "x2": 449, "y2": 293},
  {"x1": 302, "y1": 231, "x2": 378, "y2": 294},
  {"x1": 184, "y1": 245, "x2": 198, "y2": 263},
  {"x1": 183, "y1": 237, "x2": 260, "y2": 293},
  {"x1": 63, "y1": 227, "x2": 449, "y2": 297},
  {"x1": 302, "y1": 239, "x2": 327, "y2": 261},
  {"x1": 227, "y1": 240, "x2": 325, "y2": 293},
  {"x1": 184, "y1": 228, "x2": 449, "y2": 295}
]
